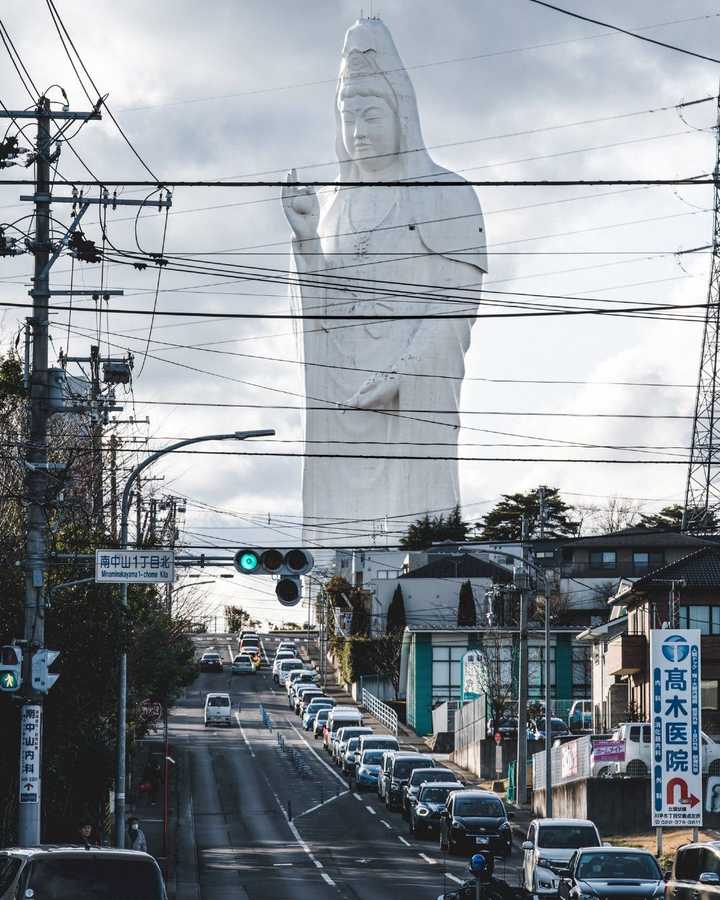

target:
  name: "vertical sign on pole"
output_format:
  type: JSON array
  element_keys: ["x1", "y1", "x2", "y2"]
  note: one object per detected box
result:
[
  {"x1": 650, "y1": 629, "x2": 702, "y2": 828},
  {"x1": 19, "y1": 705, "x2": 42, "y2": 806}
]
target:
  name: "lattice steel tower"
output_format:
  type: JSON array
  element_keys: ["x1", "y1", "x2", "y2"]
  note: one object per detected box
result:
[{"x1": 683, "y1": 93, "x2": 720, "y2": 533}]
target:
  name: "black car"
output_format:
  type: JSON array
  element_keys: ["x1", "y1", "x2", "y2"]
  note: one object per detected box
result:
[
  {"x1": 661, "y1": 842, "x2": 720, "y2": 900},
  {"x1": 558, "y1": 847, "x2": 664, "y2": 900},
  {"x1": 403, "y1": 767, "x2": 459, "y2": 819},
  {"x1": 385, "y1": 753, "x2": 435, "y2": 811},
  {"x1": 410, "y1": 782, "x2": 464, "y2": 837},
  {"x1": 0, "y1": 847, "x2": 167, "y2": 900},
  {"x1": 439, "y1": 790, "x2": 512, "y2": 857},
  {"x1": 198, "y1": 652, "x2": 223, "y2": 672}
]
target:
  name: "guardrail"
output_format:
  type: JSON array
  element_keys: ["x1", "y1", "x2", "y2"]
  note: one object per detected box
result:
[{"x1": 362, "y1": 687, "x2": 398, "y2": 736}]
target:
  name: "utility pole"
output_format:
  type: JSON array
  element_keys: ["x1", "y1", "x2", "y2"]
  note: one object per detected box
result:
[
  {"x1": 109, "y1": 434, "x2": 118, "y2": 541},
  {"x1": 515, "y1": 515, "x2": 530, "y2": 808},
  {"x1": 544, "y1": 571, "x2": 553, "y2": 817},
  {"x1": 538, "y1": 485, "x2": 547, "y2": 540}
]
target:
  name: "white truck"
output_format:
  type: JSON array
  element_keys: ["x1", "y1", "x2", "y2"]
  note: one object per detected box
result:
[{"x1": 610, "y1": 722, "x2": 720, "y2": 777}]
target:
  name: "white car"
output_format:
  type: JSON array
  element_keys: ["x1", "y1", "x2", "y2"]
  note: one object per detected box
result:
[
  {"x1": 204, "y1": 692, "x2": 232, "y2": 727},
  {"x1": 275, "y1": 658, "x2": 304, "y2": 685},
  {"x1": 522, "y1": 818, "x2": 602, "y2": 897},
  {"x1": 231, "y1": 654, "x2": 254, "y2": 675},
  {"x1": 610, "y1": 722, "x2": 720, "y2": 777},
  {"x1": 286, "y1": 669, "x2": 319, "y2": 695},
  {"x1": 277, "y1": 640, "x2": 297, "y2": 653}
]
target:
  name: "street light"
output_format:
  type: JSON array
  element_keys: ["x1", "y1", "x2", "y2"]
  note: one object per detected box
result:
[{"x1": 113, "y1": 429, "x2": 274, "y2": 846}]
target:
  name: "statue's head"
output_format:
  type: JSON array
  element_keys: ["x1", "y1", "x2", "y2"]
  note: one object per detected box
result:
[{"x1": 334, "y1": 18, "x2": 428, "y2": 180}]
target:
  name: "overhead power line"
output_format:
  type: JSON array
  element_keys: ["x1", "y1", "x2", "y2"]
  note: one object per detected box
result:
[
  {"x1": 0, "y1": 177, "x2": 716, "y2": 187},
  {"x1": 528, "y1": 0, "x2": 720, "y2": 65}
]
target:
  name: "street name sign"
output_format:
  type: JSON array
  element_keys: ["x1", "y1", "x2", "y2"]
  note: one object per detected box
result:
[
  {"x1": 95, "y1": 550, "x2": 175, "y2": 583},
  {"x1": 650, "y1": 628, "x2": 702, "y2": 827},
  {"x1": 19, "y1": 705, "x2": 41, "y2": 804}
]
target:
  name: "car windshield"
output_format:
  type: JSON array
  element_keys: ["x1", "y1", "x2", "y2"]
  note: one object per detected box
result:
[
  {"x1": 208, "y1": 697, "x2": 229, "y2": 707},
  {"x1": 421, "y1": 786, "x2": 455, "y2": 803},
  {"x1": 411, "y1": 769, "x2": 452, "y2": 786},
  {"x1": 538, "y1": 825, "x2": 599, "y2": 849},
  {"x1": 393, "y1": 759, "x2": 429, "y2": 779},
  {"x1": 362, "y1": 751, "x2": 384, "y2": 765},
  {"x1": 577, "y1": 852, "x2": 661, "y2": 880},
  {"x1": 347, "y1": 738, "x2": 360, "y2": 750},
  {"x1": 203, "y1": 655, "x2": 220, "y2": 661},
  {"x1": 362, "y1": 739, "x2": 398, "y2": 750},
  {"x1": 454, "y1": 797, "x2": 504, "y2": 817},
  {"x1": 27, "y1": 857, "x2": 165, "y2": 900},
  {"x1": 316, "y1": 710, "x2": 330, "y2": 721}
]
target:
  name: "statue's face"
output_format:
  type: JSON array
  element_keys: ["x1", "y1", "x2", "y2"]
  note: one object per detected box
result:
[{"x1": 339, "y1": 94, "x2": 399, "y2": 172}]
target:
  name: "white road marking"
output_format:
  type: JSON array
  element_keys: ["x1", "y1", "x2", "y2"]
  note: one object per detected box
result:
[
  {"x1": 295, "y1": 791, "x2": 347, "y2": 819},
  {"x1": 398, "y1": 836, "x2": 411, "y2": 846},
  {"x1": 321, "y1": 873, "x2": 336, "y2": 886},
  {"x1": 366, "y1": 805, "x2": 376, "y2": 815},
  {"x1": 234, "y1": 712, "x2": 256, "y2": 759},
  {"x1": 445, "y1": 873, "x2": 464, "y2": 884},
  {"x1": 380, "y1": 819, "x2": 392, "y2": 830},
  {"x1": 226, "y1": 642, "x2": 234, "y2": 662},
  {"x1": 353, "y1": 792, "x2": 362, "y2": 801},
  {"x1": 260, "y1": 637, "x2": 270, "y2": 666},
  {"x1": 419, "y1": 853, "x2": 436, "y2": 865},
  {"x1": 273, "y1": 863, "x2": 293, "y2": 867},
  {"x1": 286, "y1": 722, "x2": 348, "y2": 786}
]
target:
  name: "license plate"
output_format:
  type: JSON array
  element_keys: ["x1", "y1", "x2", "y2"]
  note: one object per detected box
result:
[{"x1": 475, "y1": 837, "x2": 489, "y2": 846}]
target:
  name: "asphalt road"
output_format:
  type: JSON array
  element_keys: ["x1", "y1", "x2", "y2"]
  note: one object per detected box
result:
[{"x1": 170, "y1": 633, "x2": 523, "y2": 900}]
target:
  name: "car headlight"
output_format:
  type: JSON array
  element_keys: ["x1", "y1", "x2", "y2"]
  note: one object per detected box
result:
[
  {"x1": 580, "y1": 893, "x2": 595, "y2": 900},
  {"x1": 537, "y1": 858, "x2": 555, "y2": 869},
  {"x1": 452, "y1": 821, "x2": 465, "y2": 830},
  {"x1": 537, "y1": 879, "x2": 555, "y2": 889},
  {"x1": 416, "y1": 806, "x2": 430, "y2": 816}
]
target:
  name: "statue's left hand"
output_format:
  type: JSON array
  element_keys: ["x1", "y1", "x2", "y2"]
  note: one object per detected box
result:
[{"x1": 346, "y1": 374, "x2": 399, "y2": 409}]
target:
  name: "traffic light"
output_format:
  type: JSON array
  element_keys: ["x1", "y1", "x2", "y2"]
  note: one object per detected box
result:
[
  {"x1": 233, "y1": 548, "x2": 314, "y2": 607},
  {"x1": 32, "y1": 650, "x2": 60, "y2": 694},
  {"x1": 0, "y1": 645, "x2": 22, "y2": 692}
]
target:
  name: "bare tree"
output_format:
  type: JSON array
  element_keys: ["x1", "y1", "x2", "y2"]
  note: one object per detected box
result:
[
  {"x1": 473, "y1": 630, "x2": 515, "y2": 729},
  {"x1": 582, "y1": 496, "x2": 643, "y2": 535}
]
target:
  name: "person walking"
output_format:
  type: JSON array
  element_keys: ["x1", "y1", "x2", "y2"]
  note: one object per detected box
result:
[{"x1": 127, "y1": 816, "x2": 148, "y2": 852}]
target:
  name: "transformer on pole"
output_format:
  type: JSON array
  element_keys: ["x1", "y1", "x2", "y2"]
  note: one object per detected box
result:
[{"x1": 683, "y1": 91, "x2": 720, "y2": 534}]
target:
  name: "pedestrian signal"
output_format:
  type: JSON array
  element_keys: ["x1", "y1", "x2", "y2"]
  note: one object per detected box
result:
[{"x1": 0, "y1": 645, "x2": 22, "y2": 692}]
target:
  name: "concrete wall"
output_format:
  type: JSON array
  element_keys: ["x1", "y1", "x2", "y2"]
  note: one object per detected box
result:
[
  {"x1": 453, "y1": 737, "x2": 518, "y2": 779},
  {"x1": 371, "y1": 577, "x2": 494, "y2": 635}
]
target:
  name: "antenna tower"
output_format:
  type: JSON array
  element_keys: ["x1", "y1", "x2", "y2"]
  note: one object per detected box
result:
[{"x1": 683, "y1": 91, "x2": 720, "y2": 533}]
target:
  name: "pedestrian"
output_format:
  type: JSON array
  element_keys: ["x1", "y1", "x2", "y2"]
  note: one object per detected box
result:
[
  {"x1": 77, "y1": 817, "x2": 99, "y2": 849},
  {"x1": 127, "y1": 816, "x2": 148, "y2": 852}
]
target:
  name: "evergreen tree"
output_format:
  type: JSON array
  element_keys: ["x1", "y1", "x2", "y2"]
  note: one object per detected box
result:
[
  {"x1": 400, "y1": 504, "x2": 469, "y2": 549},
  {"x1": 477, "y1": 487, "x2": 578, "y2": 541},
  {"x1": 457, "y1": 580, "x2": 477, "y2": 627},
  {"x1": 636, "y1": 503, "x2": 718, "y2": 533},
  {"x1": 386, "y1": 584, "x2": 406, "y2": 634}
]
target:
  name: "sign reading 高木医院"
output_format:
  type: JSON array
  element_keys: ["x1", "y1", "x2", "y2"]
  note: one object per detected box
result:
[
  {"x1": 95, "y1": 550, "x2": 175, "y2": 584},
  {"x1": 650, "y1": 629, "x2": 702, "y2": 827}
]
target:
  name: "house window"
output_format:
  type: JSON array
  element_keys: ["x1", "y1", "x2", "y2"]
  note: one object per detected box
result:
[
  {"x1": 590, "y1": 550, "x2": 617, "y2": 568},
  {"x1": 702, "y1": 680, "x2": 720, "y2": 711},
  {"x1": 679, "y1": 605, "x2": 720, "y2": 635},
  {"x1": 431, "y1": 646, "x2": 466, "y2": 701},
  {"x1": 572, "y1": 644, "x2": 592, "y2": 699},
  {"x1": 632, "y1": 552, "x2": 649, "y2": 570},
  {"x1": 535, "y1": 551, "x2": 554, "y2": 560},
  {"x1": 528, "y1": 645, "x2": 556, "y2": 698}
]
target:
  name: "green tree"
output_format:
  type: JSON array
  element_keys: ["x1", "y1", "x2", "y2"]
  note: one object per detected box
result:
[
  {"x1": 477, "y1": 487, "x2": 579, "y2": 541},
  {"x1": 400, "y1": 504, "x2": 469, "y2": 549},
  {"x1": 225, "y1": 605, "x2": 249, "y2": 633},
  {"x1": 457, "y1": 580, "x2": 477, "y2": 627},
  {"x1": 386, "y1": 584, "x2": 406, "y2": 634},
  {"x1": 636, "y1": 503, "x2": 719, "y2": 532}
]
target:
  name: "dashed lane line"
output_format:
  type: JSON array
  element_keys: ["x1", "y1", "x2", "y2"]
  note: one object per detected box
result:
[
  {"x1": 295, "y1": 791, "x2": 347, "y2": 820},
  {"x1": 353, "y1": 792, "x2": 362, "y2": 801},
  {"x1": 366, "y1": 805, "x2": 376, "y2": 815},
  {"x1": 398, "y1": 836, "x2": 411, "y2": 847},
  {"x1": 380, "y1": 820, "x2": 392, "y2": 830},
  {"x1": 321, "y1": 873, "x2": 336, "y2": 886},
  {"x1": 445, "y1": 873, "x2": 464, "y2": 885},
  {"x1": 235, "y1": 713, "x2": 257, "y2": 759},
  {"x1": 419, "y1": 853, "x2": 437, "y2": 865}
]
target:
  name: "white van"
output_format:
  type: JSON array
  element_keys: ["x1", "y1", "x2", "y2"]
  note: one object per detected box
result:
[
  {"x1": 323, "y1": 707, "x2": 363, "y2": 752},
  {"x1": 276, "y1": 658, "x2": 304, "y2": 685},
  {"x1": 204, "y1": 692, "x2": 232, "y2": 727}
]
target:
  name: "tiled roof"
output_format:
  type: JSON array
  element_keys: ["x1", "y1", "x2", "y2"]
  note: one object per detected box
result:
[
  {"x1": 630, "y1": 544, "x2": 720, "y2": 590},
  {"x1": 558, "y1": 527, "x2": 713, "y2": 549},
  {"x1": 401, "y1": 554, "x2": 512, "y2": 581}
]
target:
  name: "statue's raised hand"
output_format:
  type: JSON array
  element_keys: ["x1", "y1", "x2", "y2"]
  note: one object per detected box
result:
[{"x1": 282, "y1": 168, "x2": 320, "y2": 242}]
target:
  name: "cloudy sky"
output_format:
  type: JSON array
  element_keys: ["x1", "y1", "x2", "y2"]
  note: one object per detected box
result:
[{"x1": 1, "y1": 0, "x2": 719, "y2": 625}]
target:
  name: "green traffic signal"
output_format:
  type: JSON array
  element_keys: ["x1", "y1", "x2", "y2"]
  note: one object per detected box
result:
[
  {"x1": 0, "y1": 671, "x2": 18, "y2": 691},
  {"x1": 238, "y1": 551, "x2": 259, "y2": 572}
]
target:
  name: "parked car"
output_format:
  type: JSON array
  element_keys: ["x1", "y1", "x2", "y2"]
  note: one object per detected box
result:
[
  {"x1": 198, "y1": 652, "x2": 223, "y2": 673},
  {"x1": 342, "y1": 737, "x2": 363, "y2": 775},
  {"x1": 358, "y1": 735, "x2": 399, "y2": 757},
  {"x1": 667, "y1": 840, "x2": 720, "y2": 900},
  {"x1": 522, "y1": 818, "x2": 602, "y2": 897},
  {"x1": 290, "y1": 683, "x2": 322, "y2": 712},
  {"x1": 297, "y1": 690, "x2": 326, "y2": 717},
  {"x1": 557, "y1": 847, "x2": 663, "y2": 900},
  {"x1": 286, "y1": 669, "x2": 319, "y2": 694},
  {"x1": 403, "y1": 767, "x2": 459, "y2": 819},
  {"x1": 611, "y1": 722, "x2": 720, "y2": 777},
  {"x1": 274, "y1": 658, "x2": 303, "y2": 685},
  {"x1": 439, "y1": 789, "x2": 512, "y2": 857},
  {"x1": 356, "y1": 748, "x2": 386, "y2": 790},
  {"x1": 529, "y1": 718, "x2": 572, "y2": 742},
  {"x1": 313, "y1": 707, "x2": 332, "y2": 738},
  {"x1": 231, "y1": 654, "x2": 255, "y2": 675},
  {"x1": 568, "y1": 700, "x2": 593, "y2": 733},
  {"x1": 487, "y1": 717, "x2": 519, "y2": 739},
  {"x1": 384, "y1": 752, "x2": 434, "y2": 811},
  {"x1": 204, "y1": 692, "x2": 232, "y2": 727},
  {"x1": 0, "y1": 847, "x2": 168, "y2": 900},
  {"x1": 410, "y1": 782, "x2": 464, "y2": 837},
  {"x1": 323, "y1": 707, "x2": 363, "y2": 753}
]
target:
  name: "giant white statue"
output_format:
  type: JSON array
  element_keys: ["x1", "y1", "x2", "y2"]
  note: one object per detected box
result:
[{"x1": 282, "y1": 17, "x2": 487, "y2": 544}]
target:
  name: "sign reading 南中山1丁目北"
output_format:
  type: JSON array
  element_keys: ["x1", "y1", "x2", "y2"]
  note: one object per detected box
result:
[
  {"x1": 650, "y1": 628, "x2": 702, "y2": 827},
  {"x1": 95, "y1": 549, "x2": 175, "y2": 583}
]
